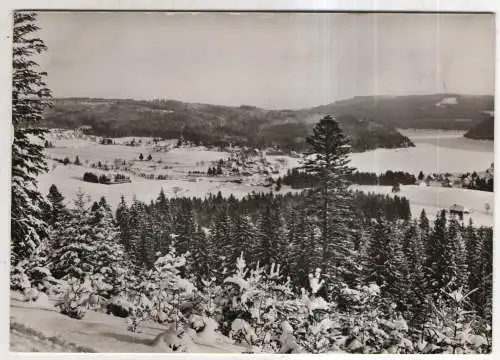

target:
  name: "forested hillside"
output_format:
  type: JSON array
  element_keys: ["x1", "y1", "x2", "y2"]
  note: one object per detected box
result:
[
  {"x1": 311, "y1": 94, "x2": 493, "y2": 130},
  {"x1": 464, "y1": 113, "x2": 494, "y2": 140},
  {"x1": 43, "y1": 98, "x2": 414, "y2": 152},
  {"x1": 42, "y1": 94, "x2": 494, "y2": 151}
]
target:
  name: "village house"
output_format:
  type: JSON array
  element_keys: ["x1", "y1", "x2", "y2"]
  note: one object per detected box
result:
[{"x1": 448, "y1": 204, "x2": 470, "y2": 220}]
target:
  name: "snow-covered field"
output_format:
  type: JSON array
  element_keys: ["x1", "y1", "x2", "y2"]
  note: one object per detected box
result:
[
  {"x1": 38, "y1": 133, "x2": 302, "y2": 208},
  {"x1": 354, "y1": 185, "x2": 494, "y2": 226},
  {"x1": 37, "y1": 163, "x2": 302, "y2": 209},
  {"x1": 47, "y1": 143, "x2": 230, "y2": 174},
  {"x1": 10, "y1": 295, "x2": 244, "y2": 353},
  {"x1": 37, "y1": 130, "x2": 493, "y2": 223}
]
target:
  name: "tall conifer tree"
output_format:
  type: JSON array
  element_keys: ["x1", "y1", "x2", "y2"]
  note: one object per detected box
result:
[
  {"x1": 11, "y1": 12, "x2": 52, "y2": 266},
  {"x1": 302, "y1": 115, "x2": 355, "y2": 283}
]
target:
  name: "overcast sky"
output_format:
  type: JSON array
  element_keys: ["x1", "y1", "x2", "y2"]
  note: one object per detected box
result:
[{"x1": 34, "y1": 12, "x2": 495, "y2": 109}]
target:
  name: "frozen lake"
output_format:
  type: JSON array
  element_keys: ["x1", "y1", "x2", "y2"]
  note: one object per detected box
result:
[{"x1": 350, "y1": 129, "x2": 494, "y2": 174}]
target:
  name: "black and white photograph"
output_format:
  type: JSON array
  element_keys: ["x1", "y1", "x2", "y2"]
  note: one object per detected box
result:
[{"x1": 8, "y1": 8, "x2": 495, "y2": 354}]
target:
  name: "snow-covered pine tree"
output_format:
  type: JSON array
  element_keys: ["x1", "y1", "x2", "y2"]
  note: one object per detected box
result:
[
  {"x1": 50, "y1": 191, "x2": 131, "y2": 290},
  {"x1": 11, "y1": 12, "x2": 52, "y2": 267},
  {"x1": 155, "y1": 189, "x2": 174, "y2": 250},
  {"x1": 230, "y1": 212, "x2": 256, "y2": 266},
  {"x1": 463, "y1": 218, "x2": 484, "y2": 309},
  {"x1": 337, "y1": 283, "x2": 413, "y2": 354},
  {"x1": 285, "y1": 208, "x2": 301, "y2": 282},
  {"x1": 98, "y1": 196, "x2": 112, "y2": 214},
  {"x1": 222, "y1": 253, "x2": 297, "y2": 353},
  {"x1": 418, "y1": 209, "x2": 431, "y2": 254},
  {"x1": 301, "y1": 115, "x2": 356, "y2": 285},
  {"x1": 208, "y1": 209, "x2": 233, "y2": 279},
  {"x1": 468, "y1": 227, "x2": 492, "y2": 319},
  {"x1": 426, "y1": 212, "x2": 468, "y2": 294},
  {"x1": 140, "y1": 211, "x2": 160, "y2": 268},
  {"x1": 383, "y1": 223, "x2": 412, "y2": 312},
  {"x1": 463, "y1": 219, "x2": 478, "y2": 275},
  {"x1": 128, "y1": 196, "x2": 148, "y2": 265},
  {"x1": 88, "y1": 200, "x2": 132, "y2": 293},
  {"x1": 43, "y1": 184, "x2": 68, "y2": 226},
  {"x1": 156, "y1": 188, "x2": 173, "y2": 221},
  {"x1": 444, "y1": 218, "x2": 468, "y2": 290},
  {"x1": 11, "y1": 238, "x2": 57, "y2": 296},
  {"x1": 365, "y1": 217, "x2": 412, "y2": 311},
  {"x1": 366, "y1": 214, "x2": 393, "y2": 287},
  {"x1": 420, "y1": 287, "x2": 490, "y2": 354},
  {"x1": 425, "y1": 210, "x2": 448, "y2": 292},
  {"x1": 89, "y1": 201, "x2": 103, "y2": 224},
  {"x1": 189, "y1": 224, "x2": 210, "y2": 283},
  {"x1": 116, "y1": 195, "x2": 132, "y2": 252},
  {"x1": 401, "y1": 221, "x2": 428, "y2": 325},
  {"x1": 256, "y1": 201, "x2": 285, "y2": 269},
  {"x1": 288, "y1": 209, "x2": 320, "y2": 290},
  {"x1": 50, "y1": 190, "x2": 95, "y2": 279},
  {"x1": 173, "y1": 203, "x2": 197, "y2": 258},
  {"x1": 133, "y1": 248, "x2": 195, "y2": 332}
]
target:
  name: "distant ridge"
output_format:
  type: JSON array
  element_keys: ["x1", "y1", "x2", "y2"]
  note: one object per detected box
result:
[
  {"x1": 464, "y1": 112, "x2": 494, "y2": 140},
  {"x1": 43, "y1": 97, "x2": 415, "y2": 152},
  {"x1": 308, "y1": 93, "x2": 493, "y2": 131},
  {"x1": 43, "y1": 93, "x2": 492, "y2": 151}
]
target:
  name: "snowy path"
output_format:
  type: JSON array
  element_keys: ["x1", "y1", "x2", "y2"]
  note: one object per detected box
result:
[{"x1": 10, "y1": 297, "x2": 244, "y2": 353}]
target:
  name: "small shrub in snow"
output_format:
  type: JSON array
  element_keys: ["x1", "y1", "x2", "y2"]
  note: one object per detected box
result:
[
  {"x1": 222, "y1": 254, "x2": 297, "y2": 353},
  {"x1": 418, "y1": 287, "x2": 491, "y2": 354},
  {"x1": 56, "y1": 277, "x2": 90, "y2": 320}
]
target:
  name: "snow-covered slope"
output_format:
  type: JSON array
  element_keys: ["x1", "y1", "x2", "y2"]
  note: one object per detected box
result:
[
  {"x1": 353, "y1": 185, "x2": 494, "y2": 226},
  {"x1": 10, "y1": 296, "x2": 244, "y2": 353}
]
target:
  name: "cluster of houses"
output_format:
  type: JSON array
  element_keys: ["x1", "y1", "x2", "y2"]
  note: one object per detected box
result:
[{"x1": 217, "y1": 149, "x2": 284, "y2": 177}]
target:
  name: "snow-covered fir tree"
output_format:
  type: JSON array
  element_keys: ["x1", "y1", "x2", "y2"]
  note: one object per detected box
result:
[
  {"x1": 208, "y1": 209, "x2": 233, "y2": 278},
  {"x1": 401, "y1": 222, "x2": 428, "y2": 325},
  {"x1": 301, "y1": 115, "x2": 356, "y2": 286},
  {"x1": 230, "y1": 212, "x2": 256, "y2": 266},
  {"x1": 256, "y1": 201, "x2": 285, "y2": 269},
  {"x1": 11, "y1": 12, "x2": 52, "y2": 267},
  {"x1": 50, "y1": 191, "x2": 130, "y2": 289},
  {"x1": 41, "y1": 184, "x2": 68, "y2": 227}
]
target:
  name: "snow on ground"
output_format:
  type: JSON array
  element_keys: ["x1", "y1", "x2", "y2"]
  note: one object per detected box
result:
[
  {"x1": 10, "y1": 322, "x2": 97, "y2": 352},
  {"x1": 38, "y1": 163, "x2": 301, "y2": 209},
  {"x1": 38, "y1": 129, "x2": 494, "y2": 222},
  {"x1": 46, "y1": 143, "x2": 230, "y2": 173},
  {"x1": 10, "y1": 296, "x2": 244, "y2": 353},
  {"x1": 354, "y1": 185, "x2": 494, "y2": 226}
]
